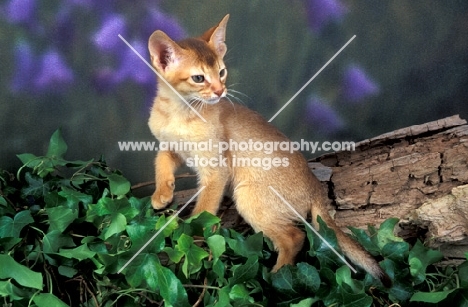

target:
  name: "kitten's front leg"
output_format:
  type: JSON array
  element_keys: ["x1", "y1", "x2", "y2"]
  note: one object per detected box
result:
[
  {"x1": 151, "y1": 151, "x2": 183, "y2": 210},
  {"x1": 191, "y1": 168, "x2": 229, "y2": 216}
]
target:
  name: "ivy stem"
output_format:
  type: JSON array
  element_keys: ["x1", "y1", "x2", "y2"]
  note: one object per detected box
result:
[{"x1": 0, "y1": 187, "x2": 18, "y2": 211}]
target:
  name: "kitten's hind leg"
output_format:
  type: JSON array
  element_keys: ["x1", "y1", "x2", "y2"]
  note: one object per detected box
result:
[
  {"x1": 234, "y1": 187, "x2": 305, "y2": 272},
  {"x1": 261, "y1": 224, "x2": 305, "y2": 272}
]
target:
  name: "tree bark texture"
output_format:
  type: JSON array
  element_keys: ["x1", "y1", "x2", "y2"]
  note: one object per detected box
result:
[{"x1": 310, "y1": 114, "x2": 468, "y2": 258}]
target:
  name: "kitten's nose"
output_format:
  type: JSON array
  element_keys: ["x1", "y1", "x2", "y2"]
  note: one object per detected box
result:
[{"x1": 214, "y1": 88, "x2": 224, "y2": 97}]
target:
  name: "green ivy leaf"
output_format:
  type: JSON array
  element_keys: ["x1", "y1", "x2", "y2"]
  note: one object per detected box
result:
[
  {"x1": 290, "y1": 298, "x2": 317, "y2": 307},
  {"x1": 229, "y1": 256, "x2": 259, "y2": 286},
  {"x1": 0, "y1": 237, "x2": 22, "y2": 251},
  {"x1": 0, "y1": 210, "x2": 34, "y2": 238},
  {"x1": 58, "y1": 187, "x2": 93, "y2": 210},
  {"x1": 349, "y1": 226, "x2": 380, "y2": 255},
  {"x1": 43, "y1": 230, "x2": 75, "y2": 253},
  {"x1": 176, "y1": 233, "x2": 209, "y2": 277},
  {"x1": 458, "y1": 261, "x2": 468, "y2": 288},
  {"x1": 58, "y1": 265, "x2": 78, "y2": 278},
  {"x1": 410, "y1": 289, "x2": 457, "y2": 303},
  {"x1": 88, "y1": 197, "x2": 138, "y2": 220},
  {"x1": 186, "y1": 210, "x2": 220, "y2": 225},
  {"x1": 155, "y1": 214, "x2": 179, "y2": 237},
  {"x1": 310, "y1": 216, "x2": 341, "y2": 269},
  {"x1": 46, "y1": 129, "x2": 68, "y2": 158},
  {"x1": 375, "y1": 218, "x2": 402, "y2": 250},
  {"x1": 207, "y1": 234, "x2": 227, "y2": 280},
  {"x1": 155, "y1": 263, "x2": 190, "y2": 306},
  {"x1": 0, "y1": 280, "x2": 27, "y2": 301},
  {"x1": 33, "y1": 293, "x2": 69, "y2": 307},
  {"x1": 212, "y1": 257, "x2": 226, "y2": 281},
  {"x1": 229, "y1": 283, "x2": 254, "y2": 303},
  {"x1": 337, "y1": 292, "x2": 373, "y2": 307},
  {"x1": 16, "y1": 153, "x2": 39, "y2": 167},
  {"x1": 319, "y1": 267, "x2": 338, "y2": 286},
  {"x1": 21, "y1": 172, "x2": 51, "y2": 198},
  {"x1": 163, "y1": 246, "x2": 185, "y2": 263},
  {"x1": 103, "y1": 212, "x2": 127, "y2": 239},
  {"x1": 185, "y1": 211, "x2": 220, "y2": 236},
  {"x1": 381, "y1": 241, "x2": 409, "y2": 263},
  {"x1": 108, "y1": 173, "x2": 130, "y2": 196},
  {"x1": 336, "y1": 266, "x2": 363, "y2": 294},
  {"x1": 296, "y1": 263, "x2": 321, "y2": 292},
  {"x1": 272, "y1": 263, "x2": 320, "y2": 301},
  {"x1": 126, "y1": 218, "x2": 165, "y2": 254},
  {"x1": 272, "y1": 265, "x2": 298, "y2": 299},
  {"x1": 213, "y1": 287, "x2": 231, "y2": 307},
  {"x1": 59, "y1": 244, "x2": 96, "y2": 260},
  {"x1": 47, "y1": 206, "x2": 78, "y2": 232},
  {"x1": 321, "y1": 275, "x2": 372, "y2": 307},
  {"x1": 0, "y1": 254, "x2": 43, "y2": 290},
  {"x1": 377, "y1": 258, "x2": 413, "y2": 301},
  {"x1": 226, "y1": 231, "x2": 264, "y2": 258},
  {"x1": 44, "y1": 191, "x2": 68, "y2": 208},
  {"x1": 124, "y1": 254, "x2": 160, "y2": 293},
  {"x1": 409, "y1": 240, "x2": 443, "y2": 285},
  {"x1": 207, "y1": 234, "x2": 226, "y2": 261}
]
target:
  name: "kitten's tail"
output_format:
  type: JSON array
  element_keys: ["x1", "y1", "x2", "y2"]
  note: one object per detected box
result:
[{"x1": 311, "y1": 203, "x2": 392, "y2": 288}]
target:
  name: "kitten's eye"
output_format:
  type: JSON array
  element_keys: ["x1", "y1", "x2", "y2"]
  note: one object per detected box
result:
[
  {"x1": 219, "y1": 68, "x2": 226, "y2": 78},
  {"x1": 191, "y1": 75, "x2": 205, "y2": 83}
]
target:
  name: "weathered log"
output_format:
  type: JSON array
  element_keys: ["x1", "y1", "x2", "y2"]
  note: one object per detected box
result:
[{"x1": 310, "y1": 114, "x2": 468, "y2": 258}]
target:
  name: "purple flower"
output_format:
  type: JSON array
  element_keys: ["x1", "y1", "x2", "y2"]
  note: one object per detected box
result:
[
  {"x1": 34, "y1": 50, "x2": 74, "y2": 92},
  {"x1": 342, "y1": 65, "x2": 379, "y2": 103},
  {"x1": 92, "y1": 67, "x2": 116, "y2": 93},
  {"x1": 10, "y1": 41, "x2": 36, "y2": 94},
  {"x1": 143, "y1": 9, "x2": 186, "y2": 41},
  {"x1": 306, "y1": 0, "x2": 346, "y2": 33},
  {"x1": 92, "y1": 14, "x2": 127, "y2": 53},
  {"x1": 92, "y1": 40, "x2": 154, "y2": 93},
  {"x1": 67, "y1": 0, "x2": 115, "y2": 13},
  {"x1": 114, "y1": 40, "x2": 154, "y2": 85},
  {"x1": 67, "y1": 0, "x2": 93, "y2": 7},
  {"x1": 5, "y1": 0, "x2": 37, "y2": 24},
  {"x1": 51, "y1": 6, "x2": 76, "y2": 49},
  {"x1": 305, "y1": 97, "x2": 344, "y2": 134}
]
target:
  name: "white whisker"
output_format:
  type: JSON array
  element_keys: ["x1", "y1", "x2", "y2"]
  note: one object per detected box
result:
[
  {"x1": 227, "y1": 90, "x2": 248, "y2": 106},
  {"x1": 229, "y1": 89, "x2": 250, "y2": 99}
]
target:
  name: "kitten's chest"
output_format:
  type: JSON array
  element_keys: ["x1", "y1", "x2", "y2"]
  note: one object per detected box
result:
[{"x1": 149, "y1": 106, "x2": 220, "y2": 145}]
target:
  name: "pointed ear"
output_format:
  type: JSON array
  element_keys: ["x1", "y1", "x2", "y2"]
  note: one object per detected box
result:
[
  {"x1": 200, "y1": 14, "x2": 229, "y2": 59},
  {"x1": 148, "y1": 30, "x2": 183, "y2": 72}
]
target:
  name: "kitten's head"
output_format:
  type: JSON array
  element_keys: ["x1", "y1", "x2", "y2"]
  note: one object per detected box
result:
[{"x1": 148, "y1": 14, "x2": 229, "y2": 105}]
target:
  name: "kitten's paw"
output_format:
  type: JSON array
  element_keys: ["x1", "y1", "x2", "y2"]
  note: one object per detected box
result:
[{"x1": 151, "y1": 180, "x2": 175, "y2": 209}]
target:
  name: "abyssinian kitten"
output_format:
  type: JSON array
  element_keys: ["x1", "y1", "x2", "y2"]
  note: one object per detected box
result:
[{"x1": 147, "y1": 14, "x2": 391, "y2": 287}]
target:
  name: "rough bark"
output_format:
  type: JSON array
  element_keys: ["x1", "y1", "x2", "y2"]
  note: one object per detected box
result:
[
  {"x1": 170, "y1": 114, "x2": 468, "y2": 258},
  {"x1": 310, "y1": 114, "x2": 468, "y2": 258}
]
